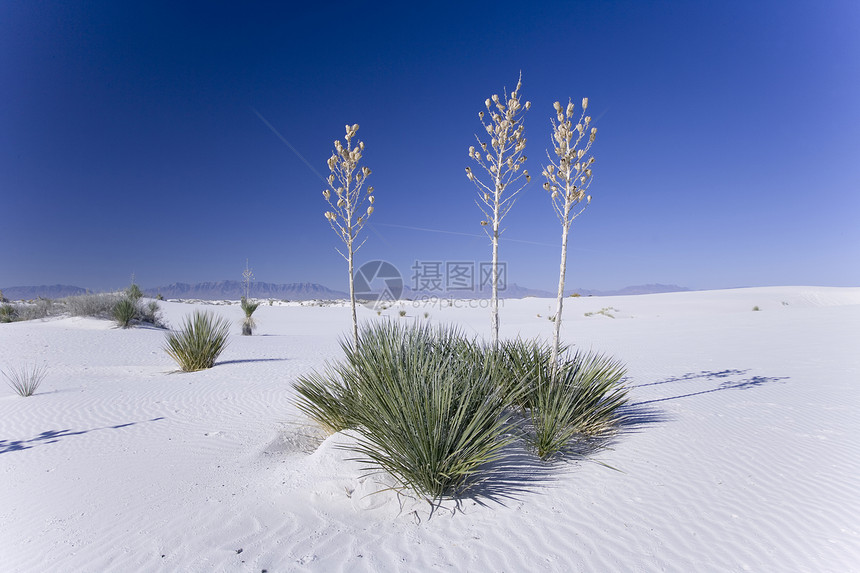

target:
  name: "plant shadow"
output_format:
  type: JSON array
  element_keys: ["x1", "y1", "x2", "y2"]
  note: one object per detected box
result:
[
  {"x1": 0, "y1": 417, "x2": 166, "y2": 455},
  {"x1": 217, "y1": 358, "x2": 290, "y2": 366},
  {"x1": 629, "y1": 369, "x2": 789, "y2": 406}
]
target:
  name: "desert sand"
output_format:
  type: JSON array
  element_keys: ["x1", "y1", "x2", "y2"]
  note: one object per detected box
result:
[{"x1": 1, "y1": 286, "x2": 859, "y2": 572}]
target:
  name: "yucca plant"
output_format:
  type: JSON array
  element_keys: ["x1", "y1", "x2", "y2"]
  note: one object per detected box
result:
[
  {"x1": 3, "y1": 364, "x2": 47, "y2": 397},
  {"x1": 294, "y1": 321, "x2": 515, "y2": 500},
  {"x1": 294, "y1": 362, "x2": 357, "y2": 434},
  {"x1": 126, "y1": 282, "x2": 144, "y2": 301},
  {"x1": 0, "y1": 303, "x2": 19, "y2": 323},
  {"x1": 517, "y1": 345, "x2": 627, "y2": 460},
  {"x1": 240, "y1": 296, "x2": 260, "y2": 336},
  {"x1": 164, "y1": 311, "x2": 230, "y2": 372},
  {"x1": 113, "y1": 297, "x2": 138, "y2": 328},
  {"x1": 490, "y1": 338, "x2": 568, "y2": 409}
]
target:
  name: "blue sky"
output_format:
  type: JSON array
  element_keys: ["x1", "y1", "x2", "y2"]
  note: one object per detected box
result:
[{"x1": 2, "y1": 0, "x2": 858, "y2": 293}]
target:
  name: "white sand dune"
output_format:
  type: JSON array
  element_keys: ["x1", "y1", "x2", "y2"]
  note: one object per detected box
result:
[{"x1": 1, "y1": 286, "x2": 859, "y2": 572}]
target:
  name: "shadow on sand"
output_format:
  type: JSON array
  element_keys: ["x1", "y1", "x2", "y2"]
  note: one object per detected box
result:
[
  {"x1": 0, "y1": 417, "x2": 166, "y2": 455},
  {"x1": 629, "y1": 369, "x2": 789, "y2": 406}
]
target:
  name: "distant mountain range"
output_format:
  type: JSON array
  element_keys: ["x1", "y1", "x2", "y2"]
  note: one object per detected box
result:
[
  {"x1": 568, "y1": 284, "x2": 692, "y2": 297},
  {"x1": 2, "y1": 281, "x2": 691, "y2": 302},
  {"x1": 143, "y1": 281, "x2": 349, "y2": 301},
  {"x1": 0, "y1": 285, "x2": 88, "y2": 300}
]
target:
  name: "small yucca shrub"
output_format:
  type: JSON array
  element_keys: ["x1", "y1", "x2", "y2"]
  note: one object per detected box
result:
[
  {"x1": 493, "y1": 339, "x2": 628, "y2": 460},
  {"x1": 294, "y1": 321, "x2": 514, "y2": 500},
  {"x1": 240, "y1": 296, "x2": 260, "y2": 336},
  {"x1": 0, "y1": 303, "x2": 19, "y2": 323},
  {"x1": 3, "y1": 364, "x2": 47, "y2": 397},
  {"x1": 126, "y1": 283, "x2": 144, "y2": 301},
  {"x1": 164, "y1": 311, "x2": 230, "y2": 372},
  {"x1": 113, "y1": 298, "x2": 138, "y2": 328}
]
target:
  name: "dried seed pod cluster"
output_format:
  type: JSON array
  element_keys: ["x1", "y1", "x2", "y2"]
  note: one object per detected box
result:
[
  {"x1": 542, "y1": 98, "x2": 596, "y2": 224},
  {"x1": 543, "y1": 97, "x2": 598, "y2": 369},
  {"x1": 322, "y1": 124, "x2": 375, "y2": 251}
]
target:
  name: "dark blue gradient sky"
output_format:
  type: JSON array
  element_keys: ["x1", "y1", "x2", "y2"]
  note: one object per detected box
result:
[{"x1": 2, "y1": 0, "x2": 858, "y2": 292}]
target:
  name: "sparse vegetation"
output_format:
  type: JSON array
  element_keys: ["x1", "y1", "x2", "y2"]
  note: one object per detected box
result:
[
  {"x1": 2, "y1": 364, "x2": 47, "y2": 397},
  {"x1": 753, "y1": 306, "x2": 761, "y2": 311},
  {"x1": 110, "y1": 281, "x2": 163, "y2": 329},
  {"x1": 585, "y1": 307, "x2": 617, "y2": 318},
  {"x1": 398, "y1": 310, "x2": 406, "y2": 317},
  {"x1": 64, "y1": 292, "x2": 120, "y2": 318},
  {"x1": 164, "y1": 311, "x2": 230, "y2": 372},
  {"x1": 17, "y1": 298, "x2": 54, "y2": 321}
]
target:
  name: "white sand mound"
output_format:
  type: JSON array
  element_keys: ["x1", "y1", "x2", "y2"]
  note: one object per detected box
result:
[{"x1": 1, "y1": 286, "x2": 859, "y2": 571}]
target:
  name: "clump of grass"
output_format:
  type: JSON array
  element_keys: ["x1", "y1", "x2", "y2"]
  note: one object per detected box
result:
[
  {"x1": 752, "y1": 305, "x2": 760, "y2": 311},
  {"x1": 398, "y1": 310, "x2": 407, "y2": 317},
  {"x1": 584, "y1": 306, "x2": 617, "y2": 318},
  {"x1": 164, "y1": 311, "x2": 230, "y2": 371},
  {"x1": 240, "y1": 296, "x2": 260, "y2": 336},
  {"x1": 295, "y1": 321, "x2": 514, "y2": 500},
  {"x1": 3, "y1": 364, "x2": 47, "y2": 397}
]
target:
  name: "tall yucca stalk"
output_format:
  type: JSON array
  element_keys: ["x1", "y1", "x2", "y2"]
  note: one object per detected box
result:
[
  {"x1": 466, "y1": 74, "x2": 530, "y2": 348},
  {"x1": 542, "y1": 98, "x2": 597, "y2": 369},
  {"x1": 240, "y1": 260, "x2": 258, "y2": 335},
  {"x1": 241, "y1": 259, "x2": 254, "y2": 299},
  {"x1": 322, "y1": 124, "x2": 375, "y2": 349}
]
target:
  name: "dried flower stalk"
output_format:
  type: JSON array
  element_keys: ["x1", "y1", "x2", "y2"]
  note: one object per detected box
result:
[
  {"x1": 542, "y1": 97, "x2": 597, "y2": 368},
  {"x1": 466, "y1": 74, "x2": 531, "y2": 347},
  {"x1": 322, "y1": 124, "x2": 375, "y2": 348}
]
